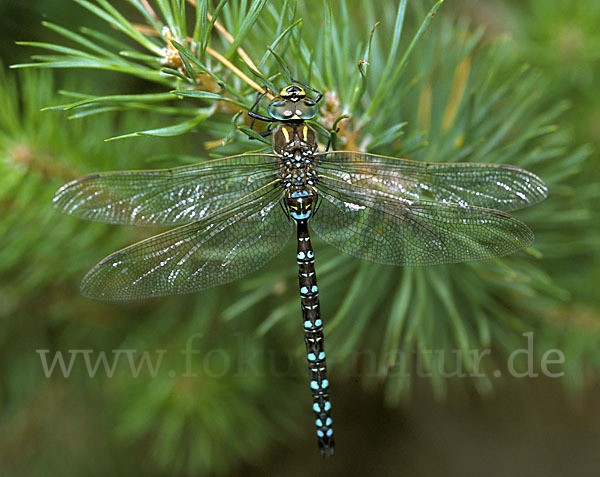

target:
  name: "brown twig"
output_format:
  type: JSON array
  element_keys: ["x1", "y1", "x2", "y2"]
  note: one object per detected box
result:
[
  {"x1": 185, "y1": 0, "x2": 261, "y2": 74},
  {"x1": 205, "y1": 46, "x2": 270, "y2": 98},
  {"x1": 139, "y1": 0, "x2": 160, "y2": 23}
]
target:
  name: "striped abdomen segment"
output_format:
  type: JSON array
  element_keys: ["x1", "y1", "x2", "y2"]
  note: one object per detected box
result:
[{"x1": 295, "y1": 216, "x2": 334, "y2": 456}]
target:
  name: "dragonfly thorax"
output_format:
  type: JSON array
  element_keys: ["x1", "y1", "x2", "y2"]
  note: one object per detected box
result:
[
  {"x1": 273, "y1": 124, "x2": 318, "y2": 220},
  {"x1": 276, "y1": 125, "x2": 318, "y2": 183},
  {"x1": 272, "y1": 124, "x2": 317, "y2": 157}
]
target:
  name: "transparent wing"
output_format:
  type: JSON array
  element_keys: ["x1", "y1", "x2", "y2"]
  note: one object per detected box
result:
[
  {"x1": 312, "y1": 175, "x2": 534, "y2": 266},
  {"x1": 316, "y1": 151, "x2": 548, "y2": 212},
  {"x1": 81, "y1": 184, "x2": 291, "y2": 301},
  {"x1": 53, "y1": 153, "x2": 281, "y2": 226}
]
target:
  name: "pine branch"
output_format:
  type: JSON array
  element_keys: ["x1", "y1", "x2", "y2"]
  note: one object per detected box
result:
[{"x1": 4, "y1": 0, "x2": 600, "y2": 473}]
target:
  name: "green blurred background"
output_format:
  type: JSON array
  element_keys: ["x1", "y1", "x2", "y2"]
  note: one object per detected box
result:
[{"x1": 1, "y1": 1, "x2": 599, "y2": 475}]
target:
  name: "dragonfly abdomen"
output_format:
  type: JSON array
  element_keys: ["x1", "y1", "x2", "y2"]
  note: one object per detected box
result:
[{"x1": 296, "y1": 219, "x2": 334, "y2": 456}]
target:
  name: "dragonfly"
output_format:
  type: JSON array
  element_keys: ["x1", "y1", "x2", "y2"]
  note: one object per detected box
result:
[{"x1": 53, "y1": 80, "x2": 548, "y2": 456}]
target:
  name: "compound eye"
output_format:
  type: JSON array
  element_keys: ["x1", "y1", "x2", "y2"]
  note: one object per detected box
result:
[
  {"x1": 297, "y1": 99, "x2": 318, "y2": 119},
  {"x1": 268, "y1": 100, "x2": 294, "y2": 120}
]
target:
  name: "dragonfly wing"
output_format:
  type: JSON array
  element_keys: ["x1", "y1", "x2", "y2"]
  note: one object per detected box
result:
[
  {"x1": 81, "y1": 185, "x2": 291, "y2": 301},
  {"x1": 53, "y1": 153, "x2": 280, "y2": 226},
  {"x1": 317, "y1": 151, "x2": 548, "y2": 212},
  {"x1": 312, "y1": 176, "x2": 534, "y2": 266}
]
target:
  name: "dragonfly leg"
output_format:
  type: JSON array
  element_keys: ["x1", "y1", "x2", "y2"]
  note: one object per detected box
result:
[
  {"x1": 248, "y1": 90, "x2": 276, "y2": 129},
  {"x1": 247, "y1": 128, "x2": 274, "y2": 142}
]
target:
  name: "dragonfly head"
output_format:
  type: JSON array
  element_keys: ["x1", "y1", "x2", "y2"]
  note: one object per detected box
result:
[
  {"x1": 268, "y1": 85, "x2": 318, "y2": 121},
  {"x1": 280, "y1": 84, "x2": 305, "y2": 101}
]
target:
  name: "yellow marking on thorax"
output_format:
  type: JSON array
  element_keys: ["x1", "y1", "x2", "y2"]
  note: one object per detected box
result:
[
  {"x1": 281, "y1": 127, "x2": 290, "y2": 142},
  {"x1": 302, "y1": 125, "x2": 308, "y2": 141}
]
